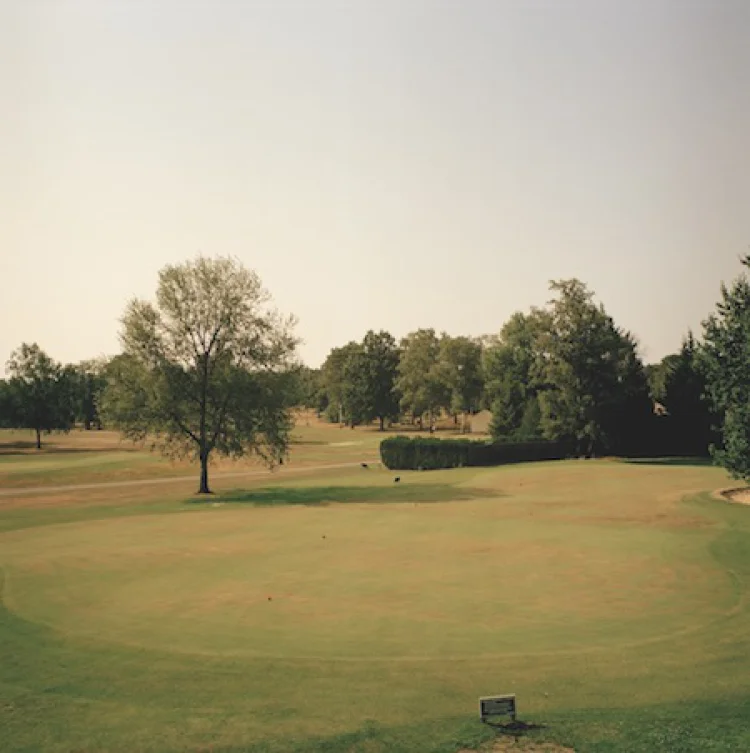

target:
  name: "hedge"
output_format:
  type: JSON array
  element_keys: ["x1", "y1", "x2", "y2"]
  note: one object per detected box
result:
[{"x1": 380, "y1": 436, "x2": 571, "y2": 470}]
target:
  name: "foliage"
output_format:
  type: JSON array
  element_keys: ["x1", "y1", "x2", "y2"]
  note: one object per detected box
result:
[
  {"x1": 0, "y1": 379, "x2": 15, "y2": 428},
  {"x1": 340, "y1": 331, "x2": 400, "y2": 429},
  {"x1": 65, "y1": 359, "x2": 108, "y2": 430},
  {"x1": 380, "y1": 434, "x2": 569, "y2": 470},
  {"x1": 536, "y1": 279, "x2": 652, "y2": 456},
  {"x1": 100, "y1": 256, "x2": 298, "y2": 493},
  {"x1": 320, "y1": 342, "x2": 361, "y2": 424},
  {"x1": 395, "y1": 329, "x2": 448, "y2": 430},
  {"x1": 483, "y1": 311, "x2": 546, "y2": 440},
  {"x1": 4, "y1": 343, "x2": 75, "y2": 448},
  {"x1": 701, "y1": 255, "x2": 750, "y2": 480},
  {"x1": 292, "y1": 365, "x2": 327, "y2": 414},
  {"x1": 648, "y1": 333, "x2": 717, "y2": 455},
  {"x1": 437, "y1": 335, "x2": 483, "y2": 431}
]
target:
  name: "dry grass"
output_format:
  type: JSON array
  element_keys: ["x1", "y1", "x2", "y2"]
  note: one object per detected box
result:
[{"x1": 3, "y1": 433, "x2": 750, "y2": 752}]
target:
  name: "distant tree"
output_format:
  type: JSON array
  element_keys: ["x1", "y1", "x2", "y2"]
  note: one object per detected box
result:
[
  {"x1": 396, "y1": 329, "x2": 449, "y2": 431},
  {"x1": 0, "y1": 379, "x2": 15, "y2": 428},
  {"x1": 292, "y1": 366, "x2": 326, "y2": 414},
  {"x1": 340, "y1": 344, "x2": 369, "y2": 428},
  {"x1": 483, "y1": 311, "x2": 546, "y2": 441},
  {"x1": 5, "y1": 343, "x2": 75, "y2": 449},
  {"x1": 100, "y1": 256, "x2": 298, "y2": 494},
  {"x1": 64, "y1": 359, "x2": 107, "y2": 430},
  {"x1": 536, "y1": 279, "x2": 651, "y2": 456},
  {"x1": 651, "y1": 333, "x2": 716, "y2": 454},
  {"x1": 701, "y1": 255, "x2": 750, "y2": 481},
  {"x1": 356, "y1": 330, "x2": 400, "y2": 430},
  {"x1": 438, "y1": 335, "x2": 483, "y2": 432},
  {"x1": 320, "y1": 342, "x2": 361, "y2": 424}
]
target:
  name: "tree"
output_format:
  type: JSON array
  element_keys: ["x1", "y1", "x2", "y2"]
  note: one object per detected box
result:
[
  {"x1": 650, "y1": 333, "x2": 716, "y2": 455},
  {"x1": 0, "y1": 379, "x2": 16, "y2": 428},
  {"x1": 69, "y1": 359, "x2": 107, "y2": 430},
  {"x1": 5, "y1": 343, "x2": 75, "y2": 449},
  {"x1": 346, "y1": 331, "x2": 400, "y2": 430},
  {"x1": 483, "y1": 311, "x2": 546, "y2": 441},
  {"x1": 320, "y1": 342, "x2": 361, "y2": 424},
  {"x1": 701, "y1": 255, "x2": 750, "y2": 481},
  {"x1": 101, "y1": 256, "x2": 298, "y2": 494},
  {"x1": 438, "y1": 335, "x2": 483, "y2": 433},
  {"x1": 396, "y1": 329, "x2": 449, "y2": 431},
  {"x1": 292, "y1": 366, "x2": 326, "y2": 415},
  {"x1": 536, "y1": 280, "x2": 651, "y2": 456}
]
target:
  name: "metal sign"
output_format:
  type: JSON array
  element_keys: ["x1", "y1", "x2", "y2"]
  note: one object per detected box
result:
[{"x1": 479, "y1": 694, "x2": 516, "y2": 722}]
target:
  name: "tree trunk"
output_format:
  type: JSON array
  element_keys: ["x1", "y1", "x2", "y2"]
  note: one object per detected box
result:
[
  {"x1": 379, "y1": 416, "x2": 385, "y2": 431},
  {"x1": 198, "y1": 450, "x2": 211, "y2": 494},
  {"x1": 35, "y1": 427, "x2": 41, "y2": 450}
]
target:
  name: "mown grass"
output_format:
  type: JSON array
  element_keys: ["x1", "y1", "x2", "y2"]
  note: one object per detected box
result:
[{"x1": 1, "y1": 426, "x2": 750, "y2": 752}]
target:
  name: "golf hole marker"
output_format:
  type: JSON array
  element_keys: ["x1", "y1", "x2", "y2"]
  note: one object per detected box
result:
[{"x1": 479, "y1": 694, "x2": 516, "y2": 723}]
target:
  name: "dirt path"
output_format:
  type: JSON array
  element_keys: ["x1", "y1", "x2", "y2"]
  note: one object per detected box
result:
[{"x1": 0, "y1": 460, "x2": 380, "y2": 498}]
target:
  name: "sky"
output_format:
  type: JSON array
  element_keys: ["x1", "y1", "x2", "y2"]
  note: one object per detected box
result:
[{"x1": 2, "y1": 0, "x2": 749, "y2": 371}]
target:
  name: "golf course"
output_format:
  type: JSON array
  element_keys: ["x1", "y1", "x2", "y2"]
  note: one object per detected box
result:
[{"x1": 2, "y1": 422, "x2": 750, "y2": 752}]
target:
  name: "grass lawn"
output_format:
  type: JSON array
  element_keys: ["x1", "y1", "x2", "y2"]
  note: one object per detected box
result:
[{"x1": 1, "y1": 423, "x2": 750, "y2": 751}]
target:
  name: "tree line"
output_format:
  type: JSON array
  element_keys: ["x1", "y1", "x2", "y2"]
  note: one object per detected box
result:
[
  {"x1": 296, "y1": 277, "x2": 719, "y2": 459},
  {"x1": 1, "y1": 254, "x2": 750, "y2": 489}
]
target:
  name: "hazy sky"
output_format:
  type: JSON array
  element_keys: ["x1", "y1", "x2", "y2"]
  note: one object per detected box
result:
[{"x1": 2, "y1": 0, "x2": 749, "y2": 370}]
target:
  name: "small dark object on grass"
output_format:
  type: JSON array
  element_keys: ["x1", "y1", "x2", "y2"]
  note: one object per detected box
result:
[
  {"x1": 361, "y1": 462, "x2": 368, "y2": 468},
  {"x1": 267, "y1": 597, "x2": 272, "y2": 601},
  {"x1": 322, "y1": 535, "x2": 326, "y2": 539},
  {"x1": 394, "y1": 477, "x2": 401, "y2": 483},
  {"x1": 486, "y1": 720, "x2": 545, "y2": 735}
]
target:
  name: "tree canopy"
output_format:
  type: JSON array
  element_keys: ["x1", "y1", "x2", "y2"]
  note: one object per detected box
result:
[
  {"x1": 101, "y1": 256, "x2": 298, "y2": 493},
  {"x1": 483, "y1": 311, "x2": 546, "y2": 441},
  {"x1": 5, "y1": 343, "x2": 75, "y2": 448},
  {"x1": 536, "y1": 280, "x2": 651, "y2": 456},
  {"x1": 395, "y1": 329, "x2": 449, "y2": 431},
  {"x1": 701, "y1": 255, "x2": 750, "y2": 481},
  {"x1": 438, "y1": 335, "x2": 483, "y2": 431}
]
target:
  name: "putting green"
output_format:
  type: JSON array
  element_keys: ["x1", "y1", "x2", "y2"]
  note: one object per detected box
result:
[{"x1": 0, "y1": 482, "x2": 733, "y2": 660}]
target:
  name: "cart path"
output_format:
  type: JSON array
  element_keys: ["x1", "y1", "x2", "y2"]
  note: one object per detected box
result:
[{"x1": 0, "y1": 460, "x2": 381, "y2": 498}]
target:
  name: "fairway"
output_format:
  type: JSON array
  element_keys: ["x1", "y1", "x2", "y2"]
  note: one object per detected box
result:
[
  {"x1": 2, "y1": 428, "x2": 750, "y2": 752},
  {"x1": 0, "y1": 472, "x2": 731, "y2": 660}
]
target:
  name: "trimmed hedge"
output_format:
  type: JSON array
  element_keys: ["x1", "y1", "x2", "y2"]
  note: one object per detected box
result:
[{"x1": 380, "y1": 436, "x2": 570, "y2": 470}]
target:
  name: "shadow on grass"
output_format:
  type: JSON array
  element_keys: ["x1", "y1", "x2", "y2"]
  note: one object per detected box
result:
[
  {"x1": 188, "y1": 484, "x2": 495, "y2": 507},
  {"x1": 621, "y1": 456, "x2": 714, "y2": 468},
  {"x1": 485, "y1": 719, "x2": 547, "y2": 737},
  {"x1": 0, "y1": 442, "x2": 135, "y2": 456}
]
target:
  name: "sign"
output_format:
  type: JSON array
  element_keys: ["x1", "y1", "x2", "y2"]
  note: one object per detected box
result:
[{"x1": 479, "y1": 694, "x2": 516, "y2": 722}]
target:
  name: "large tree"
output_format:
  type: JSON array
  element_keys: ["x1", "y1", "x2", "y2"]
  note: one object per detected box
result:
[
  {"x1": 101, "y1": 256, "x2": 298, "y2": 494},
  {"x1": 438, "y1": 335, "x2": 483, "y2": 432},
  {"x1": 342, "y1": 330, "x2": 400, "y2": 430},
  {"x1": 536, "y1": 279, "x2": 651, "y2": 456},
  {"x1": 320, "y1": 342, "x2": 361, "y2": 424},
  {"x1": 483, "y1": 311, "x2": 546, "y2": 441},
  {"x1": 701, "y1": 255, "x2": 750, "y2": 481},
  {"x1": 649, "y1": 333, "x2": 716, "y2": 455},
  {"x1": 5, "y1": 343, "x2": 75, "y2": 449},
  {"x1": 396, "y1": 329, "x2": 449, "y2": 431}
]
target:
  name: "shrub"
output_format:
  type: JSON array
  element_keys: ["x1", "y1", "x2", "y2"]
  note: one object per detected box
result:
[{"x1": 380, "y1": 436, "x2": 570, "y2": 470}]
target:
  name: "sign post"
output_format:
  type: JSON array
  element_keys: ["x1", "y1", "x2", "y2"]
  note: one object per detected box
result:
[{"x1": 478, "y1": 694, "x2": 517, "y2": 723}]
